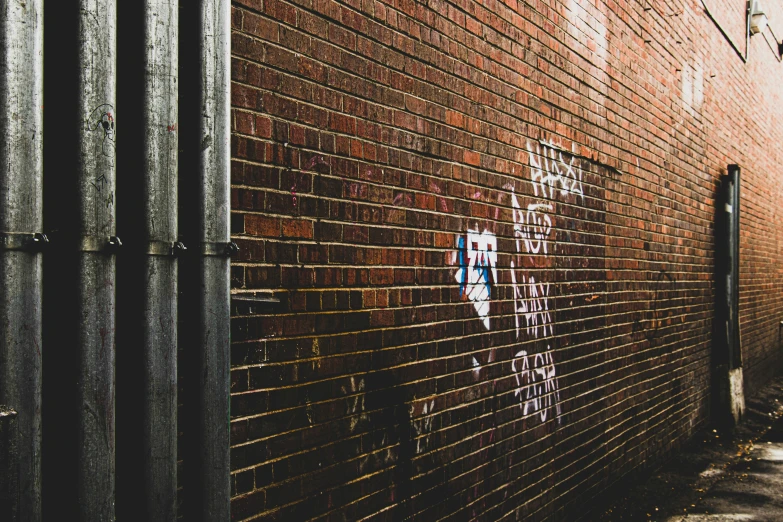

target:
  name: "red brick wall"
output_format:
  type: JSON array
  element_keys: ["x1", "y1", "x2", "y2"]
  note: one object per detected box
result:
[{"x1": 228, "y1": 0, "x2": 783, "y2": 518}]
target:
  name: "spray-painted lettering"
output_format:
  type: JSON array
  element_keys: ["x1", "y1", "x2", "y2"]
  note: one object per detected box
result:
[
  {"x1": 512, "y1": 192, "x2": 553, "y2": 255},
  {"x1": 510, "y1": 273, "x2": 553, "y2": 339},
  {"x1": 512, "y1": 349, "x2": 561, "y2": 423},
  {"x1": 527, "y1": 142, "x2": 583, "y2": 199},
  {"x1": 455, "y1": 229, "x2": 498, "y2": 330}
]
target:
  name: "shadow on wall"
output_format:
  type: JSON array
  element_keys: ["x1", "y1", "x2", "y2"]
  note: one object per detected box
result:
[{"x1": 362, "y1": 368, "x2": 417, "y2": 519}]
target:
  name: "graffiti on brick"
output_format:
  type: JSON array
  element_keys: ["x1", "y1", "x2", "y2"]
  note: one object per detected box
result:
[
  {"x1": 411, "y1": 399, "x2": 436, "y2": 455},
  {"x1": 510, "y1": 273, "x2": 553, "y2": 339},
  {"x1": 512, "y1": 349, "x2": 561, "y2": 423},
  {"x1": 527, "y1": 141, "x2": 583, "y2": 199},
  {"x1": 446, "y1": 144, "x2": 587, "y2": 423},
  {"x1": 455, "y1": 229, "x2": 498, "y2": 330},
  {"x1": 513, "y1": 199, "x2": 554, "y2": 255},
  {"x1": 340, "y1": 376, "x2": 365, "y2": 432},
  {"x1": 509, "y1": 188, "x2": 554, "y2": 341},
  {"x1": 504, "y1": 142, "x2": 587, "y2": 423}
]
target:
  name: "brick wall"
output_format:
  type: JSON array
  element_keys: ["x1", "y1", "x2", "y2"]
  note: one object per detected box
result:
[{"x1": 228, "y1": 0, "x2": 783, "y2": 518}]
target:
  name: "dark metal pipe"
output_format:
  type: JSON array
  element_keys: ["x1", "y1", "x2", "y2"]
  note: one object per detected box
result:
[
  {"x1": 0, "y1": 2, "x2": 44, "y2": 520},
  {"x1": 726, "y1": 165, "x2": 742, "y2": 369},
  {"x1": 196, "y1": 0, "x2": 231, "y2": 519},
  {"x1": 141, "y1": 1, "x2": 179, "y2": 519},
  {"x1": 76, "y1": 1, "x2": 117, "y2": 519}
]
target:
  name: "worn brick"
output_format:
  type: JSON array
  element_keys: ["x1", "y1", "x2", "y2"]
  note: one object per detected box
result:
[{"x1": 229, "y1": 0, "x2": 783, "y2": 520}]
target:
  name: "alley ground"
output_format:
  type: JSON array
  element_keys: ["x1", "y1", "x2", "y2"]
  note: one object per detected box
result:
[{"x1": 593, "y1": 374, "x2": 783, "y2": 522}]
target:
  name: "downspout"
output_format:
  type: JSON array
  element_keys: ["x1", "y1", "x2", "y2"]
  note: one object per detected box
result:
[
  {"x1": 0, "y1": 1, "x2": 44, "y2": 520},
  {"x1": 196, "y1": 0, "x2": 232, "y2": 520},
  {"x1": 726, "y1": 165, "x2": 745, "y2": 424},
  {"x1": 715, "y1": 165, "x2": 745, "y2": 427},
  {"x1": 727, "y1": 166, "x2": 742, "y2": 372},
  {"x1": 141, "y1": 1, "x2": 180, "y2": 520},
  {"x1": 76, "y1": 1, "x2": 119, "y2": 520}
]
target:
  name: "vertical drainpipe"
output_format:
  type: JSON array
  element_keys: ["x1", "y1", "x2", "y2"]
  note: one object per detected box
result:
[
  {"x1": 727, "y1": 165, "x2": 742, "y2": 371},
  {"x1": 142, "y1": 1, "x2": 179, "y2": 520},
  {"x1": 716, "y1": 165, "x2": 745, "y2": 427},
  {"x1": 76, "y1": 1, "x2": 118, "y2": 520},
  {"x1": 197, "y1": 0, "x2": 232, "y2": 520},
  {"x1": 197, "y1": 0, "x2": 236, "y2": 522},
  {"x1": 0, "y1": 1, "x2": 44, "y2": 520},
  {"x1": 725, "y1": 165, "x2": 745, "y2": 424}
]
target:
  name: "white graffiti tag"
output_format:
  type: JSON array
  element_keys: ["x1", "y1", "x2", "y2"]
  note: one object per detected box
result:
[
  {"x1": 455, "y1": 229, "x2": 498, "y2": 329},
  {"x1": 512, "y1": 349, "x2": 561, "y2": 423},
  {"x1": 512, "y1": 192, "x2": 553, "y2": 255},
  {"x1": 527, "y1": 142, "x2": 583, "y2": 199},
  {"x1": 510, "y1": 274, "x2": 553, "y2": 339}
]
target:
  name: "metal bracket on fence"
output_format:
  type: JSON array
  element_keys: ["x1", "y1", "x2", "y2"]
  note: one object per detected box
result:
[
  {"x1": 0, "y1": 232, "x2": 49, "y2": 252},
  {"x1": 198, "y1": 241, "x2": 238, "y2": 257},
  {"x1": 145, "y1": 240, "x2": 187, "y2": 257},
  {"x1": 77, "y1": 235, "x2": 123, "y2": 254}
]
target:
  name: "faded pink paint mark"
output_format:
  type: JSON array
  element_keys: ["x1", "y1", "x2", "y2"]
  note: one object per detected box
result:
[
  {"x1": 291, "y1": 155, "x2": 328, "y2": 208},
  {"x1": 393, "y1": 193, "x2": 412, "y2": 206},
  {"x1": 303, "y1": 155, "x2": 328, "y2": 172}
]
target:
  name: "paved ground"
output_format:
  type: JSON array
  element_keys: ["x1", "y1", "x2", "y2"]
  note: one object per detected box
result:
[{"x1": 594, "y1": 374, "x2": 783, "y2": 522}]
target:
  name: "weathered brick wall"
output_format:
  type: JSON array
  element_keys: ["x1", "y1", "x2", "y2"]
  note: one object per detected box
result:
[{"x1": 228, "y1": 0, "x2": 783, "y2": 518}]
